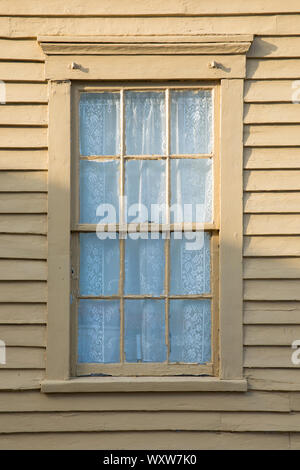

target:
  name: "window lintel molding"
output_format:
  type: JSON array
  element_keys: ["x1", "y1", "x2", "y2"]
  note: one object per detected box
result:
[
  {"x1": 38, "y1": 34, "x2": 253, "y2": 80},
  {"x1": 39, "y1": 34, "x2": 253, "y2": 55}
]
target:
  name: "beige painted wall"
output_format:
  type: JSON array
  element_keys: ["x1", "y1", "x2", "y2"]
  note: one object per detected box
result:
[{"x1": 0, "y1": 0, "x2": 300, "y2": 450}]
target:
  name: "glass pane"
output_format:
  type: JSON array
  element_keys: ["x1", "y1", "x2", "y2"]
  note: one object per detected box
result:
[
  {"x1": 124, "y1": 299, "x2": 166, "y2": 362},
  {"x1": 80, "y1": 233, "x2": 120, "y2": 296},
  {"x1": 80, "y1": 92, "x2": 120, "y2": 156},
  {"x1": 80, "y1": 159, "x2": 119, "y2": 224},
  {"x1": 125, "y1": 159, "x2": 166, "y2": 224},
  {"x1": 169, "y1": 299, "x2": 211, "y2": 363},
  {"x1": 171, "y1": 90, "x2": 213, "y2": 154},
  {"x1": 125, "y1": 236, "x2": 165, "y2": 295},
  {"x1": 170, "y1": 232, "x2": 210, "y2": 295},
  {"x1": 170, "y1": 159, "x2": 212, "y2": 223},
  {"x1": 78, "y1": 300, "x2": 120, "y2": 363},
  {"x1": 125, "y1": 91, "x2": 165, "y2": 155}
]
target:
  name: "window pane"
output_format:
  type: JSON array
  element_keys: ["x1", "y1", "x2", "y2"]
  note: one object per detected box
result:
[
  {"x1": 125, "y1": 159, "x2": 166, "y2": 224},
  {"x1": 171, "y1": 90, "x2": 212, "y2": 154},
  {"x1": 170, "y1": 232, "x2": 210, "y2": 295},
  {"x1": 80, "y1": 159, "x2": 119, "y2": 224},
  {"x1": 124, "y1": 299, "x2": 166, "y2": 362},
  {"x1": 171, "y1": 158, "x2": 212, "y2": 223},
  {"x1": 80, "y1": 93, "x2": 120, "y2": 156},
  {"x1": 78, "y1": 300, "x2": 120, "y2": 363},
  {"x1": 80, "y1": 233, "x2": 119, "y2": 296},
  {"x1": 125, "y1": 91, "x2": 165, "y2": 155},
  {"x1": 169, "y1": 299, "x2": 211, "y2": 363},
  {"x1": 125, "y1": 236, "x2": 165, "y2": 295}
]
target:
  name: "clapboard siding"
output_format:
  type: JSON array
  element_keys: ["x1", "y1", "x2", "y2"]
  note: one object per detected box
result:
[
  {"x1": 0, "y1": 40, "x2": 44, "y2": 62},
  {"x1": 247, "y1": 59, "x2": 300, "y2": 79},
  {"x1": 244, "y1": 346, "x2": 298, "y2": 368},
  {"x1": 0, "y1": 282, "x2": 47, "y2": 302},
  {"x1": 8, "y1": 16, "x2": 300, "y2": 37},
  {"x1": 1, "y1": 410, "x2": 300, "y2": 433},
  {"x1": 244, "y1": 193, "x2": 300, "y2": 213},
  {"x1": 0, "y1": 325, "x2": 46, "y2": 347},
  {"x1": 245, "y1": 104, "x2": 300, "y2": 124},
  {"x1": 0, "y1": 172, "x2": 47, "y2": 192},
  {"x1": 1, "y1": 2, "x2": 300, "y2": 451},
  {"x1": 0, "y1": 15, "x2": 300, "y2": 35},
  {"x1": 0, "y1": 347, "x2": 45, "y2": 369},
  {"x1": 0, "y1": 17, "x2": 281, "y2": 38},
  {"x1": 0, "y1": 194, "x2": 47, "y2": 214},
  {"x1": 245, "y1": 171, "x2": 300, "y2": 191},
  {"x1": 0, "y1": 370, "x2": 45, "y2": 391},
  {"x1": 4, "y1": 83, "x2": 48, "y2": 104},
  {"x1": 246, "y1": 368, "x2": 300, "y2": 391},
  {"x1": 244, "y1": 214, "x2": 300, "y2": 235},
  {"x1": 291, "y1": 435, "x2": 300, "y2": 450},
  {"x1": 244, "y1": 301, "x2": 300, "y2": 324},
  {"x1": 0, "y1": 215, "x2": 47, "y2": 234},
  {"x1": 0, "y1": 128, "x2": 47, "y2": 148},
  {"x1": 244, "y1": 81, "x2": 297, "y2": 103},
  {"x1": 1, "y1": 1, "x2": 300, "y2": 16},
  {"x1": 0, "y1": 260, "x2": 47, "y2": 280},
  {"x1": 289, "y1": 394, "x2": 300, "y2": 411},
  {"x1": 0, "y1": 303, "x2": 47, "y2": 324},
  {"x1": 0, "y1": 150, "x2": 48, "y2": 171},
  {"x1": 245, "y1": 325, "x2": 300, "y2": 345},
  {"x1": 0, "y1": 431, "x2": 290, "y2": 451},
  {"x1": 0, "y1": 63, "x2": 44, "y2": 81},
  {"x1": 0, "y1": 235, "x2": 47, "y2": 259},
  {"x1": 249, "y1": 36, "x2": 300, "y2": 58},
  {"x1": 0, "y1": 105, "x2": 47, "y2": 126},
  {"x1": 244, "y1": 236, "x2": 300, "y2": 257},
  {"x1": 244, "y1": 258, "x2": 300, "y2": 278},
  {"x1": 244, "y1": 148, "x2": 300, "y2": 169},
  {"x1": 245, "y1": 125, "x2": 300, "y2": 147},
  {"x1": 0, "y1": 390, "x2": 289, "y2": 412},
  {"x1": 244, "y1": 280, "x2": 300, "y2": 300}
]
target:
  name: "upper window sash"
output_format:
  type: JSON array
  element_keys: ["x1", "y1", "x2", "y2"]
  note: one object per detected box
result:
[{"x1": 72, "y1": 83, "x2": 218, "y2": 232}]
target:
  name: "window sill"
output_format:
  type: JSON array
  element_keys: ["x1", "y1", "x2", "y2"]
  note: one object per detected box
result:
[{"x1": 41, "y1": 377, "x2": 247, "y2": 393}]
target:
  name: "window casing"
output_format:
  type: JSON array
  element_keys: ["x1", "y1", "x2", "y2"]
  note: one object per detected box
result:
[
  {"x1": 41, "y1": 34, "x2": 252, "y2": 392},
  {"x1": 71, "y1": 82, "x2": 220, "y2": 377}
]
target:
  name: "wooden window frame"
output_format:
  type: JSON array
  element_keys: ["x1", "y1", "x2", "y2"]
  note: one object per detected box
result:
[
  {"x1": 72, "y1": 82, "x2": 219, "y2": 378},
  {"x1": 40, "y1": 34, "x2": 253, "y2": 393}
]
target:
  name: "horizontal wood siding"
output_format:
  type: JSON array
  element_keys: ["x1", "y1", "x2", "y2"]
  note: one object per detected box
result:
[
  {"x1": 0, "y1": 431, "x2": 290, "y2": 450},
  {"x1": 242, "y1": 29, "x2": 300, "y2": 449},
  {"x1": 0, "y1": 2, "x2": 300, "y2": 450},
  {"x1": 1, "y1": 1, "x2": 300, "y2": 16}
]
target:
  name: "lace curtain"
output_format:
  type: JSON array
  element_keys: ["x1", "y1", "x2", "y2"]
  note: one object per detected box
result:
[
  {"x1": 80, "y1": 159, "x2": 120, "y2": 224},
  {"x1": 80, "y1": 92, "x2": 120, "y2": 156},
  {"x1": 77, "y1": 90, "x2": 213, "y2": 365},
  {"x1": 80, "y1": 90, "x2": 212, "y2": 157},
  {"x1": 125, "y1": 91, "x2": 166, "y2": 155},
  {"x1": 171, "y1": 89, "x2": 212, "y2": 155},
  {"x1": 78, "y1": 232, "x2": 211, "y2": 363}
]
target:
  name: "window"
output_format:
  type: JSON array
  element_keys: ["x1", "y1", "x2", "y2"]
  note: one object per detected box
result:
[
  {"x1": 72, "y1": 84, "x2": 219, "y2": 377},
  {"x1": 41, "y1": 34, "x2": 252, "y2": 392}
]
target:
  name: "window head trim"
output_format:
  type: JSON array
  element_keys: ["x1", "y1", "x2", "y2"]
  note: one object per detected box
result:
[{"x1": 38, "y1": 34, "x2": 253, "y2": 81}]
